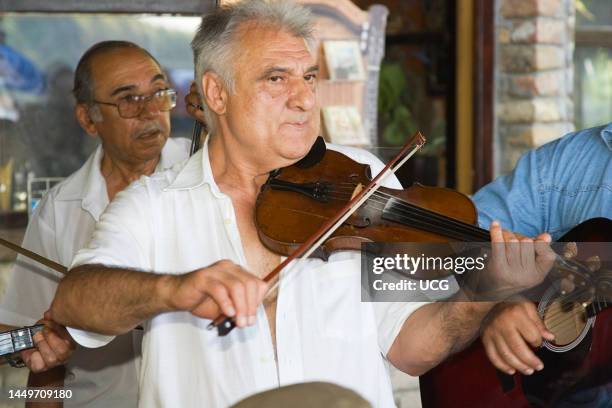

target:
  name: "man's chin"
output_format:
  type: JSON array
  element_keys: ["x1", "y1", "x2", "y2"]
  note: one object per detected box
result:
[
  {"x1": 284, "y1": 130, "x2": 318, "y2": 153},
  {"x1": 284, "y1": 139, "x2": 317, "y2": 164},
  {"x1": 133, "y1": 137, "x2": 166, "y2": 159}
]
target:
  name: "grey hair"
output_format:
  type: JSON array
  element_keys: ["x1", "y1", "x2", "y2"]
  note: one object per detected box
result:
[{"x1": 191, "y1": 0, "x2": 315, "y2": 134}]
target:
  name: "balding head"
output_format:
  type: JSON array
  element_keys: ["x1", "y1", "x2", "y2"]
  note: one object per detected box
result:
[{"x1": 73, "y1": 40, "x2": 163, "y2": 107}]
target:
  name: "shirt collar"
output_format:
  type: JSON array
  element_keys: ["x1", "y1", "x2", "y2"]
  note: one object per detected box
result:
[
  {"x1": 600, "y1": 122, "x2": 612, "y2": 151},
  {"x1": 56, "y1": 145, "x2": 108, "y2": 206},
  {"x1": 164, "y1": 135, "x2": 225, "y2": 198},
  {"x1": 55, "y1": 139, "x2": 186, "y2": 219}
]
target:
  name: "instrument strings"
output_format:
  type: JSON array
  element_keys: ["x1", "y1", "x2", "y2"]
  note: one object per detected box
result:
[{"x1": 303, "y1": 181, "x2": 490, "y2": 241}]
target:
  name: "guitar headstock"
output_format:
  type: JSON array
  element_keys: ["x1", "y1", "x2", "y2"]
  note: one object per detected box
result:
[{"x1": 552, "y1": 241, "x2": 611, "y2": 311}]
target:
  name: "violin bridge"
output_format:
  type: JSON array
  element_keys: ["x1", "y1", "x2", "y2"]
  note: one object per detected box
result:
[{"x1": 351, "y1": 183, "x2": 364, "y2": 200}]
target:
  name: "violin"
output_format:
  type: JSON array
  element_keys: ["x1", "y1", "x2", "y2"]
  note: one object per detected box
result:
[
  {"x1": 209, "y1": 133, "x2": 491, "y2": 335},
  {"x1": 255, "y1": 136, "x2": 490, "y2": 259}
]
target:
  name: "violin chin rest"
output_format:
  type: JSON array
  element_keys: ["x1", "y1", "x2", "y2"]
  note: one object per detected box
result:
[{"x1": 295, "y1": 136, "x2": 327, "y2": 169}]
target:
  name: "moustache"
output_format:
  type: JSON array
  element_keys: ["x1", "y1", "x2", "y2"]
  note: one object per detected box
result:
[{"x1": 133, "y1": 123, "x2": 165, "y2": 140}]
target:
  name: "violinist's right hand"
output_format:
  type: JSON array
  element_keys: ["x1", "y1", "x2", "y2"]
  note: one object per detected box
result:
[
  {"x1": 21, "y1": 315, "x2": 75, "y2": 373},
  {"x1": 185, "y1": 81, "x2": 207, "y2": 124},
  {"x1": 160, "y1": 260, "x2": 268, "y2": 328}
]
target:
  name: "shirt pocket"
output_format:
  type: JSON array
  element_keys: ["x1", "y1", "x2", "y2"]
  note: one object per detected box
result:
[{"x1": 542, "y1": 183, "x2": 611, "y2": 240}]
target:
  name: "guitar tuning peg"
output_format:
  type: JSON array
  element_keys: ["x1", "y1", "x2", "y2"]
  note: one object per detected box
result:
[
  {"x1": 585, "y1": 256, "x2": 601, "y2": 272},
  {"x1": 562, "y1": 242, "x2": 578, "y2": 259},
  {"x1": 560, "y1": 275, "x2": 576, "y2": 294}
]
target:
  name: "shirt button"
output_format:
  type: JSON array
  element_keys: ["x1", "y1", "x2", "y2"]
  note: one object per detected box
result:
[{"x1": 224, "y1": 218, "x2": 231, "y2": 225}]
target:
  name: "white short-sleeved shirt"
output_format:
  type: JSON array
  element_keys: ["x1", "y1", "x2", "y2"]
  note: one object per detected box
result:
[
  {"x1": 70, "y1": 137, "x2": 425, "y2": 408},
  {"x1": 0, "y1": 137, "x2": 190, "y2": 408}
]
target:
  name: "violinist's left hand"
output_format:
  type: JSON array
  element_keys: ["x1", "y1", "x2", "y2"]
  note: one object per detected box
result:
[
  {"x1": 20, "y1": 313, "x2": 75, "y2": 373},
  {"x1": 486, "y1": 221, "x2": 556, "y2": 295}
]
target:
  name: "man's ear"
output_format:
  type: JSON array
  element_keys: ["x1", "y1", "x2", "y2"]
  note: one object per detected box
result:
[
  {"x1": 75, "y1": 104, "x2": 100, "y2": 137},
  {"x1": 201, "y1": 72, "x2": 227, "y2": 116}
]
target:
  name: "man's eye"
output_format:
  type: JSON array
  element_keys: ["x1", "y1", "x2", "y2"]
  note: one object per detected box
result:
[
  {"x1": 121, "y1": 95, "x2": 140, "y2": 103},
  {"x1": 304, "y1": 73, "x2": 317, "y2": 82},
  {"x1": 269, "y1": 76, "x2": 283, "y2": 83}
]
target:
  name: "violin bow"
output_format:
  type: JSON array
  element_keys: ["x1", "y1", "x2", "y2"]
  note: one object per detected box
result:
[
  {"x1": 209, "y1": 131, "x2": 427, "y2": 335},
  {"x1": 189, "y1": 121, "x2": 203, "y2": 156},
  {"x1": 0, "y1": 236, "x2": 67, "y2": 275},
  {"x1": 187, "y1": 94, "x2": 206, "y2": 156}
]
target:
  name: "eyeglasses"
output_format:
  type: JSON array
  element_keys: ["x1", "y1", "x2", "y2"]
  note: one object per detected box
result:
[{"x1": 94, "y1": 88, "x2": 177, "y2": 119}]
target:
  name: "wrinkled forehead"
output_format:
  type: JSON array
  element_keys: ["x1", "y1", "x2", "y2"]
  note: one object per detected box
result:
[
  {"x1": 90, "y1": 48, "x2": 166, "y2": 95},
  {"x1": 233, "y1": 22, "x2": 315, "y2": 67}
]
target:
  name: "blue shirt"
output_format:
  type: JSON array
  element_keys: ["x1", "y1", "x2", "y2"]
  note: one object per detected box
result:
[{"x1": 473, "y1": 123, "x2": 612, "y2": 239}]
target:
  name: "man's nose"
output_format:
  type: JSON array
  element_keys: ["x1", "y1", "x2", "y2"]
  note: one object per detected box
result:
[
  {"x1": 287, "y1": 77, "x2": 315, "y2": 111},
  {"x1": 138, "y1": 98, "x2": 162, "y2": 119}
]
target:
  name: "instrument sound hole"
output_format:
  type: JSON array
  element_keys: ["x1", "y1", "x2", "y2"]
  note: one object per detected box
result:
[{"x1": 542, "y1": 299, "x2": 588, "y2": 346}]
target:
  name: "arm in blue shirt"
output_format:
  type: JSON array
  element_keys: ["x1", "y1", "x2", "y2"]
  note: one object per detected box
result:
[{"x1": 473, "y1": 123, "x2": 612, "y2": 239}]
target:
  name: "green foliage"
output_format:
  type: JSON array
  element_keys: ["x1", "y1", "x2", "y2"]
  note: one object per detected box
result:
[
  {"x1": 378, "y1": 62, "x2": 417, "y2": 146},
  {"x1": 575, "y1": 0, "x2": 595, "y2": 20}
]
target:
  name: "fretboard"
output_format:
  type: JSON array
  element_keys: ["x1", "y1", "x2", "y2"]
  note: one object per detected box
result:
[{"x1": 0, "y1": 325, "x2": 44, "y2": 357}]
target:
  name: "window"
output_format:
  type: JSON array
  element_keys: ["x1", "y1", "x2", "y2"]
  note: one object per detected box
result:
[
  {"x1": 574, "y1": 0, "x2": 612, "y2": 129},
  {"x1": 0, "y1": 13, "x2": 200, "y2": 216}
]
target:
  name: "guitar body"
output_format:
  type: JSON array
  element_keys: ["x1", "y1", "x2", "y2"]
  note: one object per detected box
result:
[{"x1": 420, "y1": 218, "x2": 612, "y2": 407}]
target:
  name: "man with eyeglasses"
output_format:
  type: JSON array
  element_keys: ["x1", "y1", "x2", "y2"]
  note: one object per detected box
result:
[{"x1": 0, "y1": 40, "x2": 190, "y2": 407}]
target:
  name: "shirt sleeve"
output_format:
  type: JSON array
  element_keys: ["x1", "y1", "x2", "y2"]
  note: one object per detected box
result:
[
  {"x1": 71, "y1": 181, "x2": 154, "y2": 270},
  {"x1": 472, "y1": 149, "x2": 543, "y2": 237},
  {"x1": 0, "y1": 195, "x2": 62, "y2": 326},
  {"x1": 373, "y1": 301, "x2": 427, "y2": 356},
  {"x1": 68, "y1": 181, "x2": 155, "y2": 348}
]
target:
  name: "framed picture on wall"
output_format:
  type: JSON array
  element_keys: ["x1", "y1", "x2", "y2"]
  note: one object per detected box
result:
[
  {"x1": 323, "y1": 40, "x2": 366, "y2": 81},
  {"x1": 322, "y1": 105, "x2": 369, "y2": 145}
]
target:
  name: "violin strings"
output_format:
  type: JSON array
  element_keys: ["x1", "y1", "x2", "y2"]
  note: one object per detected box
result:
[
  {"x1": 331, "y1": 182, "x2": 490, "y2": 240},
  {"x1": 299, "y1": 188, "x2": 488, "y2": 242},
  {"x1": 323, "y1": 184, "x2": 490, "y2": 241},
  {"x1": 323, "y1": 190, "x2": 486, "y2": 242}
]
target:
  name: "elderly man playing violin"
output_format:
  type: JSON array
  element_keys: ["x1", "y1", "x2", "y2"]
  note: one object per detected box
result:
[{"x1": 49, "y1": 1, "x2": 554, "y2": 407}]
